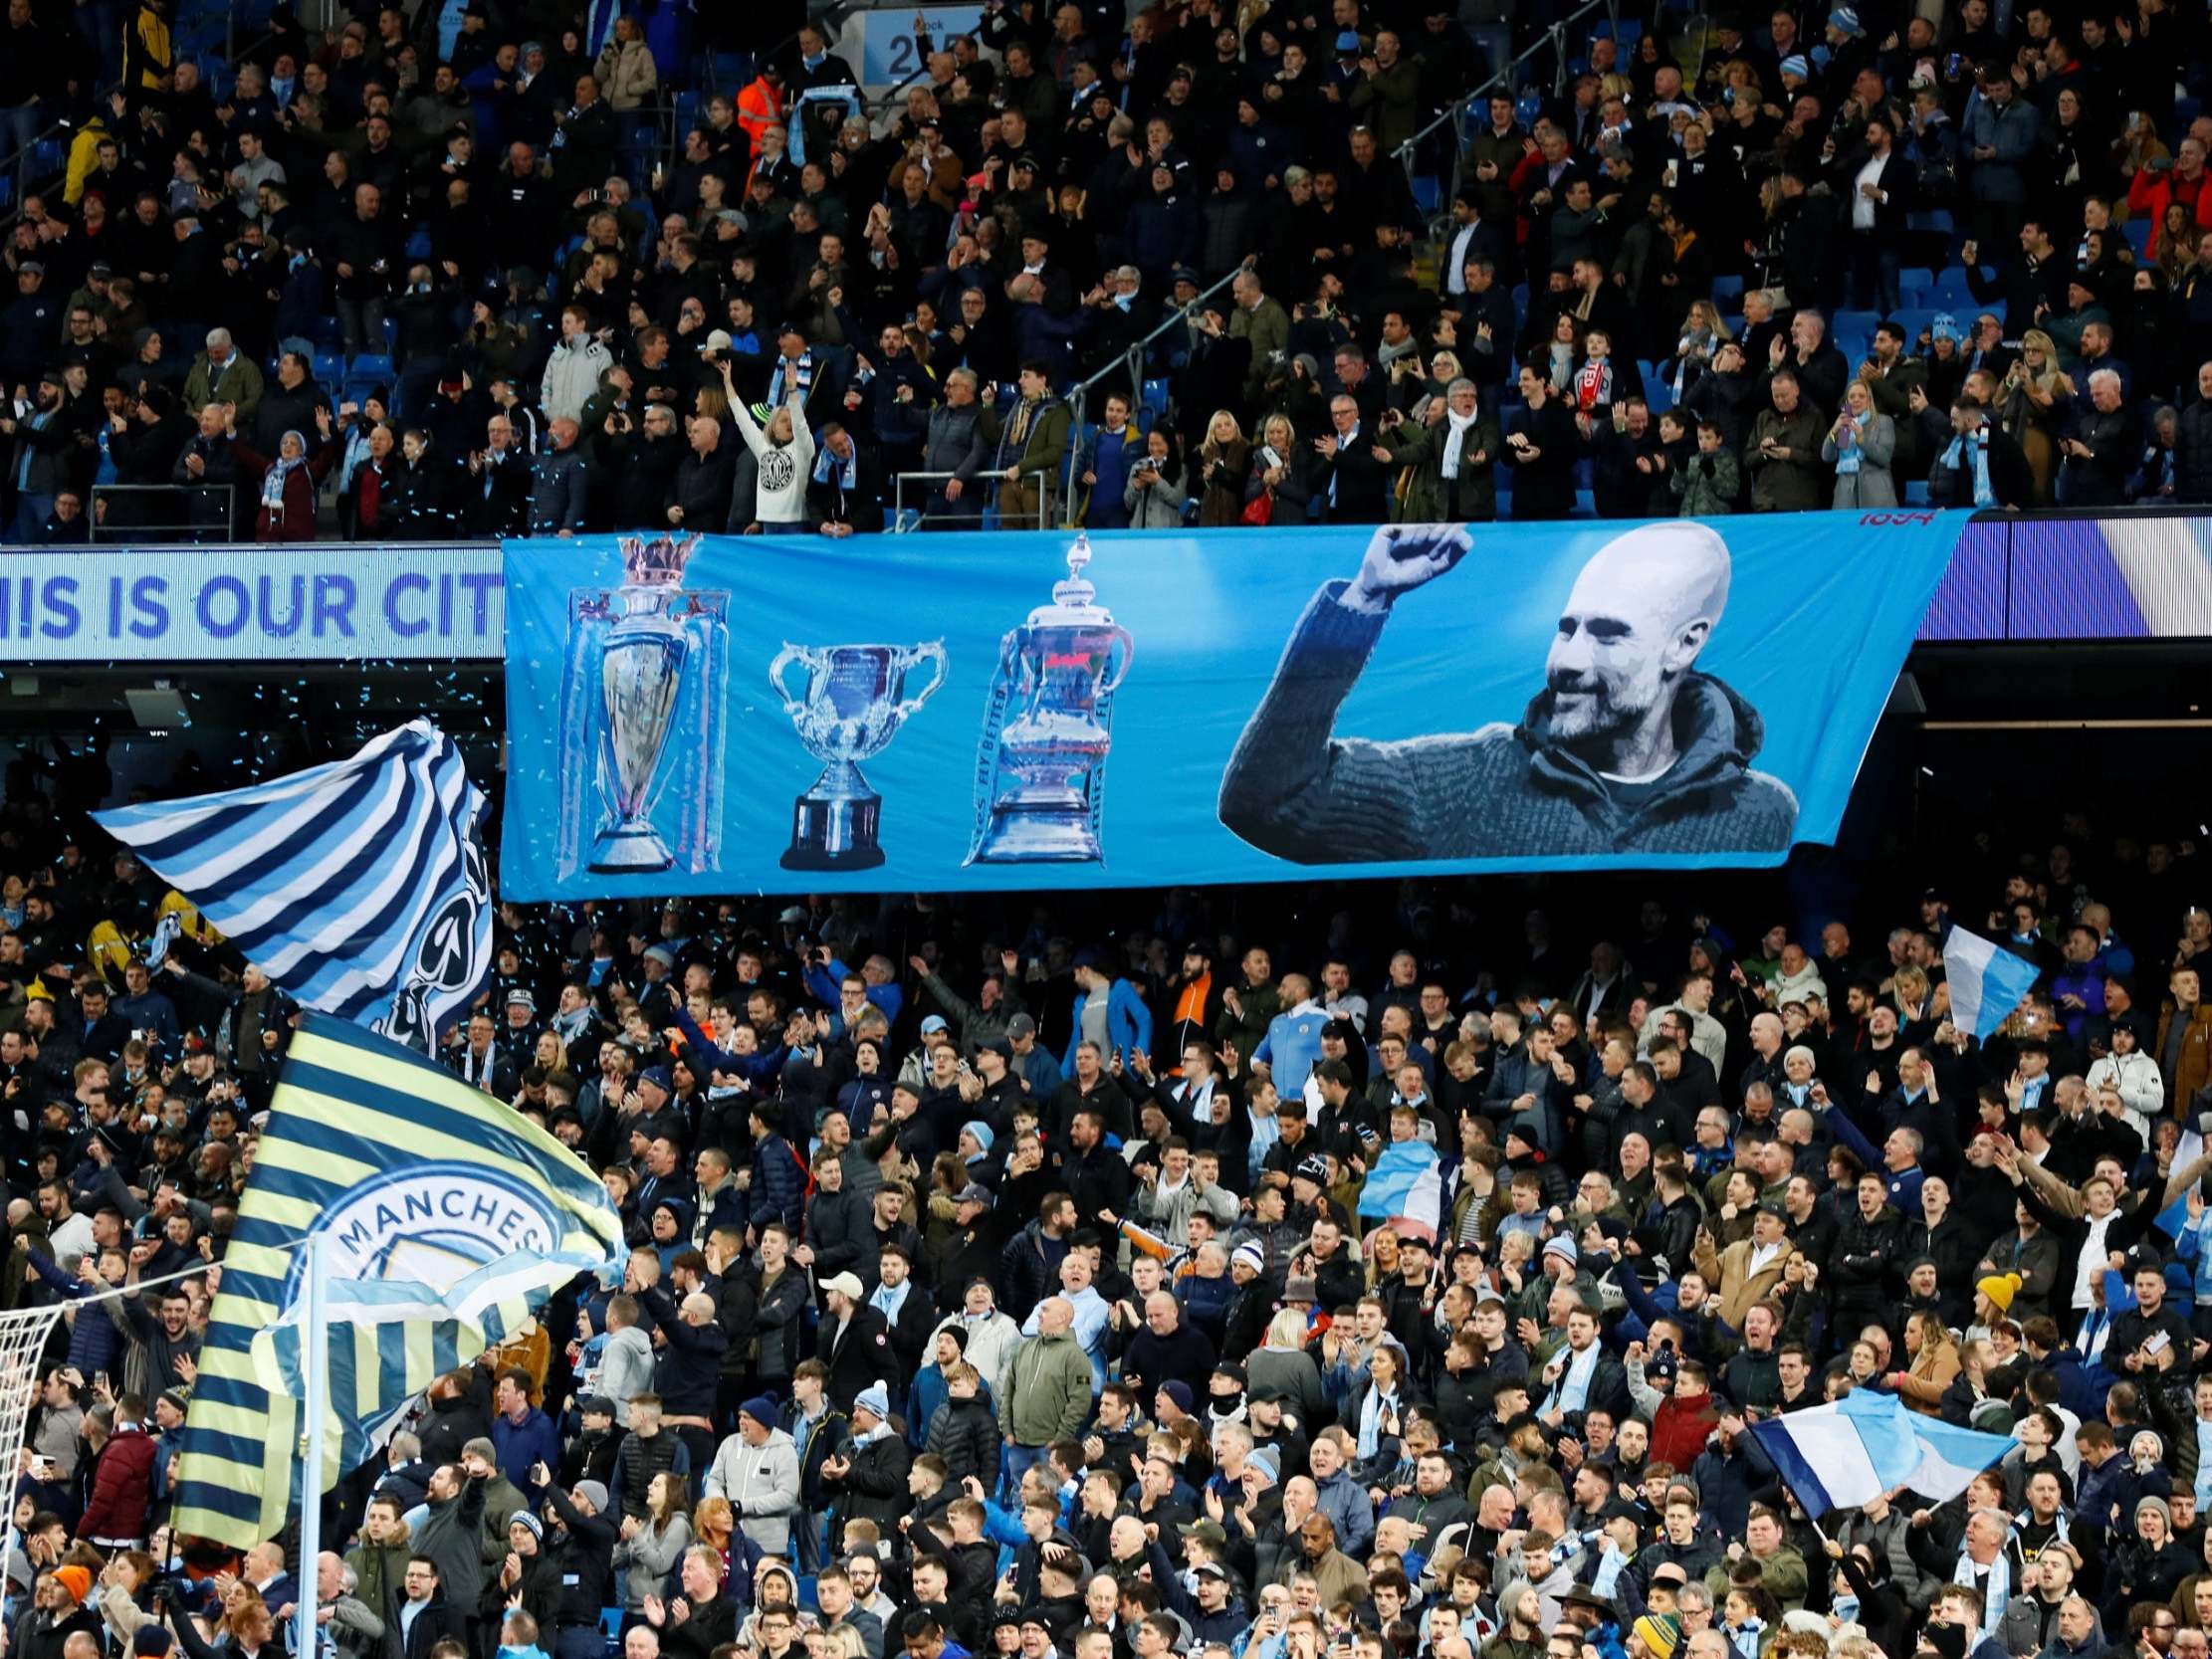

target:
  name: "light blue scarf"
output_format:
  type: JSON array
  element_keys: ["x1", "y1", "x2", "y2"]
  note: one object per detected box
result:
[{"x1": 1940, "y1": 429, "x2": 1995, "y2": 506}]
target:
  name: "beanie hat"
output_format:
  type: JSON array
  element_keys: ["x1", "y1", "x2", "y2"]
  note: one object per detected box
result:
[
  {"x1": 510, "y1": 1511, "x2": 544, "y2": 1540},
  {"x1": 1779, "y1": 53, "x2": 1811, "y2": 78},
  {"x1": 134, "y1": 1629, "x2": 173, "y2": 1658},
  {"x1": 1543, "y1": 1234, "x2": 1579, "y2": 1266},
  {"x1": 741, "y1": 1395, "x2": 779, "y2": 1428},
  {"x1": 54, "y1": 1566, "x2": 91, "y2": 1604},
  {"x1": 1161, "y1": 1380, "x2": 1195, "y2": 1413},
  {"x1": 1633, "y1": 1614, "x2": 1681, "y2": 1659},
  {"x1": 1231, "y1": 1241, "x2": 1266, "y2": 1275},
  {"x1": 1931, "y1": 311, "x2": 1962, "y2": 343},
  {"x1": 1829, "y1": 6, "x2": 1863, "y2": 35},
  {"x1": 855, "y1": 1381, "x2": 891, "y2": 1420},
  {"x1": 1246, "y1": 1446, "x2": 1281, "y2": 1485},
  {"x1": 1977, "y1": 1271, "x2": 2024, "y2": 1314},
  {"x1": 573, "y1": 1479, "x2": 610, "y2": 1514}
]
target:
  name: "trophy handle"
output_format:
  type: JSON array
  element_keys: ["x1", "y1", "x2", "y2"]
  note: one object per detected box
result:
[
  {"x1": 1098, "y1": 626, "x2": 1136, "y2": 695},
  {"x1": 896, "y1": 641, "x2": 949, "y2": 718},
  {"x1": 768, "y1": 643, "x2": 810, "y2": 716}
]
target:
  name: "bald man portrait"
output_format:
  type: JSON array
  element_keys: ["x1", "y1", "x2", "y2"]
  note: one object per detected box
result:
[{"x1": 1217, "y1": 522, "x2": 1798, "y2": 861}]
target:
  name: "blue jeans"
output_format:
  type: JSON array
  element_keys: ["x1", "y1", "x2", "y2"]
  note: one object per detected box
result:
[
  {"x1": 11, "y1": 493, "x2": 52, "y2": 541},
  {"x1": 1002, "y1": 1441, "x2": 1048, "y2": 1501},
  {"x1": 0, "y1": 105, "x2": 39, "y2": 171}
]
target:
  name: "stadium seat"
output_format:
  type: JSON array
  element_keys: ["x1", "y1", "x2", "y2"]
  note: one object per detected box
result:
[
  {"x1": 1928, "y1": 268, "x2": 1975, "y2": 309},
  {"x1": 1903, "y1": 479, "x2": 1929, "y2": 506},
  {"x1": 1710, "y1": 275, "x2": 1744, "y2": 303},
  {"x1": 347, "y1": 353, "x2": 393, "y2": 384},
  {"x1": 2124, "y1": 219, "x2": 2152, "y2": 256},
  {"x1": 1898, "y1": 268, "x2": 1935, "y2": 304}
]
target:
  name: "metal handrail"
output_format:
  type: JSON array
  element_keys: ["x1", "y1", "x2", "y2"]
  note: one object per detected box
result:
[
  {"x1": 1391, "y1": 0, "x2": 1617, "y2": 199},
  {"x1": 92, "y1": 483, "x2": 236, "y2": 543},
  {"x1": 890, "y1": 466, "x2": 1055, "y2": 531},
  {"x1": 1059, "y1": 264, "x2": 1247, "y2": 527}
]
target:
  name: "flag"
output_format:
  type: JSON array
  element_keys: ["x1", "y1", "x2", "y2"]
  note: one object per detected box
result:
[
  {"x1": 1942, "y1": 925, "x2": 2042, "y2": 1041},
  {"x1": 2157, "y1": 1130, "x2": 2207, "y2": 1240},
  {"x1": 1356, "y1": 1141, "x2": 1443, "y2": 1244},
  {"x1": 1748, "y1": 1389, "x2": 2012, "y2": 1518},
  {"x1": 171, "y1": 1015, "x2": 624, "y2": 1547},
  {"x1": 95, "y1": 722, "x2": 490, "y2": 1054}
]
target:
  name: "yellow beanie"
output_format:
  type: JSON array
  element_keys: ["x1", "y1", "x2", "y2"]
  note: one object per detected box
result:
[{"x1": 1977, "y1": 1271, "x2": 2024, "y2": 1314}]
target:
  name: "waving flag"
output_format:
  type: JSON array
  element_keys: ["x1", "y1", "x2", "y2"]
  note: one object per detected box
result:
[
  {"x1": 1356, "y1": 1141, "x2": 1443, "y2": 1244},
  {"x1": 172, "y1": 1016, "x2": 624, "y2": 1547},
  {"x1": 1942, "y1": 925, "x2": 2042, "y2": 1041},
  {"x1": 95, "y1": 721, "x2": 490, "y2": 1054},
  {"x1": 1749, "y1": 1389, "x2": 2012, "y2": 1518}
]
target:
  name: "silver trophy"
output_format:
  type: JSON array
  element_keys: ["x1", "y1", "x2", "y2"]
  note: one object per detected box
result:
[
  {"x1": 769, "y1": 641, "x2": 947, "y2": 870},
  {"x1": 561, "y1": 532, "x2": 729, "y2": 878},
  {"x1": 967, "y1": 531, "x2": 1135, "y2": 864}
]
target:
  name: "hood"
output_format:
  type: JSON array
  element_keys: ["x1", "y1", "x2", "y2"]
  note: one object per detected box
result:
[{"x1": 1514, "y1": 672, "x2": 1771, "y2": 817}]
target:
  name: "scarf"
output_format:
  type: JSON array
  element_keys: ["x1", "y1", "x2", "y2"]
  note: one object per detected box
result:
[
  {"x1": 261, "y1": 433, "x2": 308, "y2": 511},
  {"x1": 768, "y1": 350, "x2": 815, "y2": 406},
  {"x1": 869, "y1": 1279, "x2": 911, "y2": 1321},
  {"x1": 1940, "y1": 429, "x2": 1994, "y2": 505},
  {"x1": 1955, "y1": 1542, "x2": 2011, "y2": 1640},
  {"x1": 1440, "y1": 408, "x2": 1480, "y2": 479},
  {"x1": 811, "y1": 445, "x2": 857, "y2": 489},
  {"x1": 1544, "y1": 1341, "x2": 1602, "y2": 1417},
  {"x1": 1834, "y1": 416, "x2": 1863, "y2": 475},
  {"x1": 1574, "y1": 358, "x2": 1612, "y2": 411}
]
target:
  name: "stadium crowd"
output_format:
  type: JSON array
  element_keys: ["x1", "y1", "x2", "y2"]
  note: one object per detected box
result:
[
  {"x1": 4, "y1": 760, "x2": 2212, "y2": 1659},
  {"x1": 3, "y1": 0, "x2": 2212, "y2": 543}
]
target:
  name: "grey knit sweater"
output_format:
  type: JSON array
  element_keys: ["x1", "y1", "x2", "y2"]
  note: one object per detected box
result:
[{"x1": 1217, "y1": 581, "x2": 1798, "y2": 863}]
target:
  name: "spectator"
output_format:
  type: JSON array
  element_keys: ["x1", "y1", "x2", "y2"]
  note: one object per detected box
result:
[
  {"x1": 234, "y1": 408, "x2": 339, "y2": 541},
  {"x1": 1122, "y1": 425, "x2": 1187, "y2": 527},
  {"x1": 1821, "y1": 379, "x2": 1898, "y2": 508},
  {"x1": 2059, "y1": 367, "x2": 2133, "y2": 507}
]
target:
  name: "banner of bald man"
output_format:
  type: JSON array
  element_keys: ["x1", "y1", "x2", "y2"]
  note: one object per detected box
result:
[{"x1": 498, "y1": 513, "x2": 1966, "y2": 898}]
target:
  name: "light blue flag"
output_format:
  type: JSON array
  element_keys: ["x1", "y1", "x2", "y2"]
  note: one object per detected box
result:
[
  {"x1": 1942, "y1": 924, "x2": 2043, "y2": 1040},
  {"x1": 1750, "y1": 1388, "x2": 2013, "y2": 1518},
  {"x1": 94, "y1": 721, "x2": 490, "y2": 1054},
  {"x1": 1356, "y1": 1141, "x2": 1443, "y2": 1241}
]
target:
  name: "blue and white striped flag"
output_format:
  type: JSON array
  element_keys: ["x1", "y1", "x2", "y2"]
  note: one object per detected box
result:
[
  {"x1": 94, "y1": 721, "x2": 490, "y2": 1054},
  {"x1": 1942, "y1": 924, "x2": 2043, "y2": 1041},
  {"x1": 1748, "y1": 1388, "x2": 2012, "y2": 1517},
  {"x1": 172, "y1": 1016, "x2": 624, "y2": 1546},
  {"x1": 1356, "y1": 1141, "x2": 1443, "y2": 1243}
]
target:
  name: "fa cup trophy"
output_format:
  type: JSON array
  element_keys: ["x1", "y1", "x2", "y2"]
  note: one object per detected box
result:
[
  {"x1": 558, "y1": 532, "x2": 729, "y2": 880},
  {"x1": 769, "y1": 642, "x2": 948, "y2": 870},
  {"x1": 967, "y1": 531, "x2": 1135, "y2": 864}
]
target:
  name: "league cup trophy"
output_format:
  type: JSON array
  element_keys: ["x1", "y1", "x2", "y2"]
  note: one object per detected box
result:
[
  {"x1": 558, "y1": 532, "x2": 729, "y2": 880},
  {"x1": 769, "y1": 641, "x2": 948, "y2": 870},
  {"x1": 967, "y1": 531, "x2": 1135, "y2": 864}
]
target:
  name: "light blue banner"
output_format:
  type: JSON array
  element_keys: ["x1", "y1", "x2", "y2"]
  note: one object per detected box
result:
[
  {"x1": 498, "y1": 516, "x2": 1965, "y2": 898},
  {"x1": 0, "y1": 545, "x2": 502, "y2": 663}
]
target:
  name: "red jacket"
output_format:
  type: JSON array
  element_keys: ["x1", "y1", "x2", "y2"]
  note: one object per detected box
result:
[
  {"x1": 235, "y1": 436, "x2": 337, "y2": 541},
  {"x1": 78, "y1": 1419, "x2": 155, "y2": 1542},
  {"x1": 1646, "y1": 1387, "x2": 1720, "y2": 1474}
]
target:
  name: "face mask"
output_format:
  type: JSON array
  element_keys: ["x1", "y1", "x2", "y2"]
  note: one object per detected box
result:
[{"x1": 1833, "y1": 1594, "x2": 1861, "y2": 1623}]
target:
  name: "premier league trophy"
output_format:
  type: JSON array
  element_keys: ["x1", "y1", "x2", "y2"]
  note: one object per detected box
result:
[
  {"x1": 967, "y1": 531, "x2": 1135, "y2": 864},
  {"x1": 769, "y1": 641, "x2": 947, "y2": 870},
  {"x1": 558, "y1": 532, "x2": 729, "y2": 880}
]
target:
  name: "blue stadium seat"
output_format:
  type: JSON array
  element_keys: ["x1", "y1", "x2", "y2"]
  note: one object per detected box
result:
[
  {"x1": 312, "y1": 352, "x2": 343, "y2": 385},
  {"x1": 1928, "y1": 268, "x2": 1975, "y2": 309},
  {"x1": 1903, "y1": 479, "x2": 1929, "y2": 506},
  {"x1": 347, "y1": 352, "x2": 393, "y2": 383},
  {"x1": 1646, "y1": 376, "x2": 1673, "y2": 415},
  {"x1": 2124, "y1": 219, "x2": 2152, "y2": 256},
  {"x1": 1411, "y1": 175, "x2": 1440, "y2": 215},
  {"x1": 1710, "y1": 274, "x2": 1744, "y2": 303},
  {"x1": 1898, "y1": 268, "x2": 1935, "y2": 303}
]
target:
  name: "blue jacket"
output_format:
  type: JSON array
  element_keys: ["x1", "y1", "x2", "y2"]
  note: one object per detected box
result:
[
  {"x1": 490, "y1": 1406, "x2": 562, "y2": 1502},
  {"x1": 1063, "y1": 978, "x2": 1154, "y2": 1071},
  {"x1": 1255, "y1": 1003, "x2": 1328, "y2": 1095},
  {"x1": 804, "y1": 957, "x2": 904, "y2": 1031}
]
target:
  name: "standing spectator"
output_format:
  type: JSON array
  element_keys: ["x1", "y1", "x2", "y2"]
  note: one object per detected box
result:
[
  {"x1": 994, "y1": 360, "x2": 1070, "y2": 529},
  {"x1": 1822, "y1": 381, "x2": 1897, "y2": 508},
  {"x1": 1503, "y1": 364, "x2": 1576, "y2": 519},
  {"x1": 2058, "y1": 368, "x2": 2133, "y2": 506},
  {"x1": 1744, "y1": 371, "x2": 1823, "y2": 511}
]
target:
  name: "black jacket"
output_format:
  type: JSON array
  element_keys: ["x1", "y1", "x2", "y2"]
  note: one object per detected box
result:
[{"x1": 819, "y1": 1302, "x2": 897, "y2": 1412}]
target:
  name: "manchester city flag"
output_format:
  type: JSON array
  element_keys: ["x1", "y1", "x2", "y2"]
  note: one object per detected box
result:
[
  {"x1": 171, "y1": 1016, "x2": 624, "y2": 1547},
  {"x1": 95, "y1": 720, "x2": 492, "y2": 1055}
]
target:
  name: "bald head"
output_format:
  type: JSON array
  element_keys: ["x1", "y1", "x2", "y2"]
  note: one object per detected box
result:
[
  {"x1": 1543, "y1": 523, "x2": 1733, "y2": 770},
  {"x1": 1036, "y1": 1296, "x2": 1074, "y2": 1336}
]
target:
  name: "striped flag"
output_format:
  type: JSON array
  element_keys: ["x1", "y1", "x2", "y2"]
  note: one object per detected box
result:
[
  {"x1": 95, "y1": 722, "x2": 491, "y2": 1054},
  {"x1": 1356, "y1": 1141, "x2": 1444, "y2": 1244},
  {"x1": 1748, "y1": 1388, "x2": 2012, "y2": 1518},
  {"x1": 172, "y1": 1016, "x2": 624, "y2": 1547},
  {"x1": 1942, "y1": 925, "x2": 2043, "y2": 1041}
]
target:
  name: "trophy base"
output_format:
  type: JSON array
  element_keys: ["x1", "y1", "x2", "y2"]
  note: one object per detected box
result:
[
  {"x1": 588, "y1": 820, "x2": 677, "y2": 874},
  {"x1": 782, "y1": 789, "x2": 884, "y2": 871},
  {"x1": 972, "y1": 800, "x2": 1102, "y2": 864}
]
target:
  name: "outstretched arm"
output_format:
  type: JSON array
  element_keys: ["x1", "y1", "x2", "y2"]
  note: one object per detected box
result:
[{"x1": 1217, "y1": 525, "x2": 1476, "y2": 864}]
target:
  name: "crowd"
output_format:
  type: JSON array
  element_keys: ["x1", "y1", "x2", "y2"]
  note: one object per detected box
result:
[
  {"x1": 3, "y1": 0, "x2": 2212, "y2": 544},
  {"x1": 5, "y1": 735, "x2": 2212, "y2": 1659}
]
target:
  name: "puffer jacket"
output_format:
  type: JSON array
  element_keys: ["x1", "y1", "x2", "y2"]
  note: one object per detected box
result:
[
  {"x1": 594, "y1": 39, "x2": 658, "y2": 110},
  {"x1": 2178, "y1": 398, "x2": 2212, "y2": 502},
  {"x1": 922, "y1": 1393, "x2": 1001, "y2": 1490}
]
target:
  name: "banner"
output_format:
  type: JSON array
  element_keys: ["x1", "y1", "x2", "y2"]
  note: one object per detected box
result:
[
  {"x1": 499, "y1": 516, "x2": 1964, "y2": 898},
  {"x1": 172, "y1": 1015, "x2": 624, "y2": 1547},
  {"x1": 0, "y1": 544, "x2": 503, "y2": 663}
]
